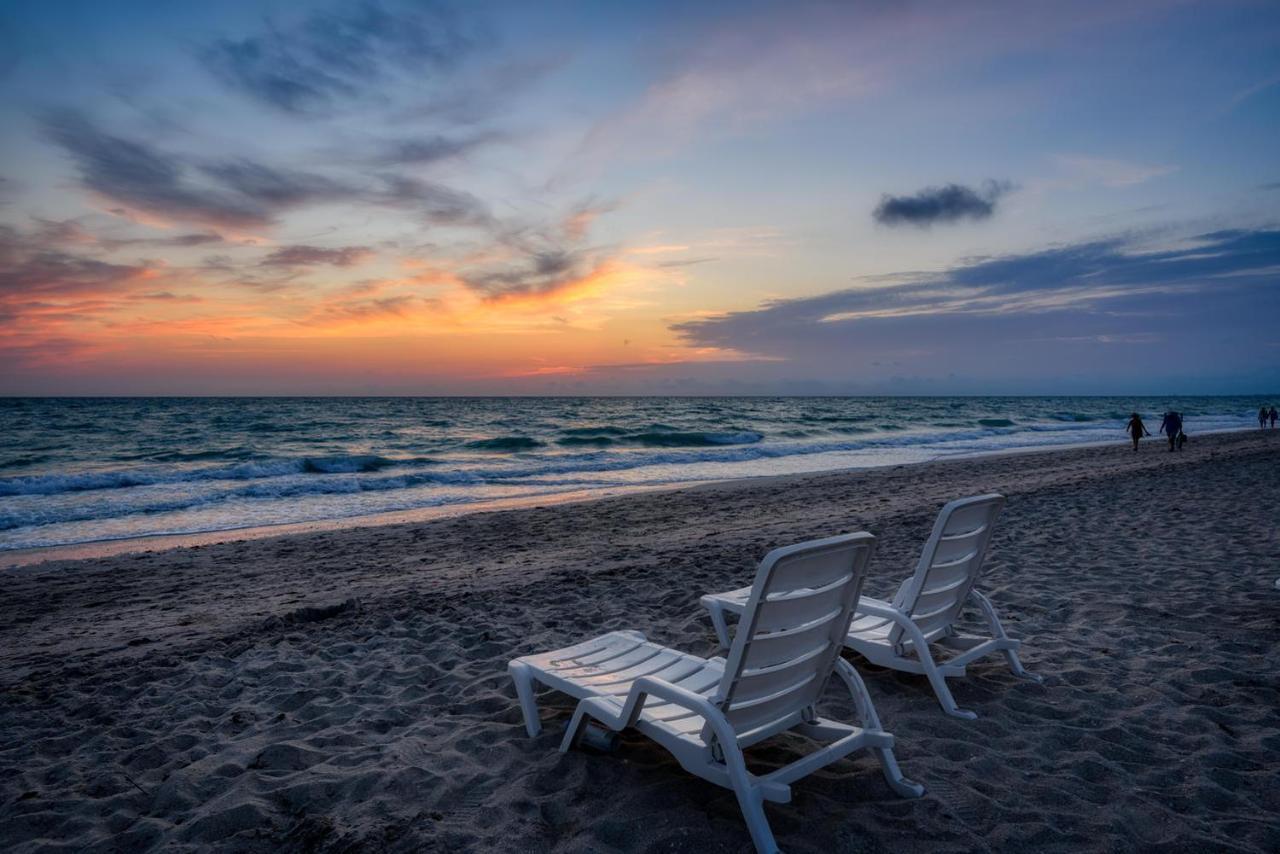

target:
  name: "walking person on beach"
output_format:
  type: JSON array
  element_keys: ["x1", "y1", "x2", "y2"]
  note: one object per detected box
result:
[
  {"x1": 1159, "y1": 410, "x2": 1183, "y2": 452},
  {"x1": 1126, "y1": 412, "x2": 1150, "y2": 451},
  {"x1": 1270, "y1": 406, "x2": 1277, "y2": 429},
  {"x1": 1261, "y1": 407, "x2": 1269, "y2": 429}
]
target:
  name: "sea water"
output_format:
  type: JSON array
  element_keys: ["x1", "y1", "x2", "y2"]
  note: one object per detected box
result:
[{"x1": 0, "y1": 396, "x2": 1262, "y2": 551}]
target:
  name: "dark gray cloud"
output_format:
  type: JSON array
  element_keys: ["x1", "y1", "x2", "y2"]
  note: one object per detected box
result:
[
  {"x1": 656, "y1": 256, "x2": 717, "y2": 268},
  {"x1": 42, "y1": 109, "x2": 495, "y2": 232},
  {"x1": 450, "y1": 197, "x2": 623, "y2": 299},
  {"x1": 31, "y1": 216, "x2": 222, "y2": 251},
  {"x1": 129, "y1": 291, "x2": 203, "y2": 302},
  {"x1": 150, "y1": 232, "x2": 225, "y2": 247},
  {"x1": 201, "y1": 1, "x2": 480, "y2": 115},
  {"x1": 673, "y1": 228, "x2": 1280, "y2": 384},
  {"x1": 372, "y1": 132, "x2": 496, "y2": 165},
  {"x1": 460, "y1": 247, "x2": 596, "y2": 300},
  {"x1": 260, "y1": 245, "x2": 372, "y2": 267},
  {"x1": 0, "y1": 225, "x2": 148, "y2": 298},
  {"x1": 379, "y1": 174, "x2": 492, "y2": 226},
  {"x1": 42, "y1": 110, "x2": 271, "y2": 229},
  {"x1": 873, "y1": 180, "x2": 1014, "y2": 227},
  {"x1": 198, "y1": 159, "x2": 358, "y2": 207}
]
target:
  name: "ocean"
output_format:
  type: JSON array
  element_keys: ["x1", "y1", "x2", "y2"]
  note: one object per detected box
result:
[{"x1": 0, "y1": 396, "x2": 1263, "y2": 552}]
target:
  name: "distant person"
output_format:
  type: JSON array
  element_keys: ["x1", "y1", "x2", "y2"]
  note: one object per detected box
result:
[
  {"x1": 1125, "y1": 412, "x2": 1149, "y2": 451},
  {"x1": 1270, "y1": 406, "x2": 1278, "y2": 429},
  {"x1": 1159, "y1": 410, "x2": 1183, "y2": 452},
  {"x1": 1261, "y1": 407, "x2": 1269, "y2": 429}
]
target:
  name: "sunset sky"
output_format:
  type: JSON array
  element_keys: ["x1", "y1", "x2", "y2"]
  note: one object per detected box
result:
[{"x1": 1, "y1": 0, "x2": 1278, "y2": 395}]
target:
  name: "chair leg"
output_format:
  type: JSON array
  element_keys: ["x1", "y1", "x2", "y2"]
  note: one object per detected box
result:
[
  {"x1": 508, "y1": 661, "x2": 542, "y2": 737},
  {"x1": 969, "y1": 590, "x2": 1042, "y2": 684},
  {"x1": 834, "y1": 660, "x2": 925, "y2": 798},
  {"x1": 915, "y1": 641, "x2": 977, "y2": 720},
  {"x1": 872, "y1": 745, "x2": 925, "y2": 798},
  {"x1": 1002, "y1": 645, "x2": 1044, "y2": 683},
  {"x1": 731, "y1": 782, "x2": 778, "y2": 854},
  {"x1": 703, "y1": 598, "x2": 732, "y2": 650},
  {"x1": 559, "y1": 703, "x2": 590, "y2": 753},
  {"x1": 720, "y1": 741, "x2": 778, "y2": 854}
]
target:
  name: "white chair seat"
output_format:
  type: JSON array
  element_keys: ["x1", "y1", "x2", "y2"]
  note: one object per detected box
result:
[
  {"x1": 845, "y1": 600, "x2": 896, "y2": 645},
  {"x1": 515, "y1": 630, "x2": 723, "y2": 744}
]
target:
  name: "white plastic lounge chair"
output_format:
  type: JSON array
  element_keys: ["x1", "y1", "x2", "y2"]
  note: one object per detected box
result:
[
  {"x1": 702, "y1": 495, "x2": 1039, "y2": 720},
  {"x1": 508, "y1": 532, "x2": 924, "y2": 854}
]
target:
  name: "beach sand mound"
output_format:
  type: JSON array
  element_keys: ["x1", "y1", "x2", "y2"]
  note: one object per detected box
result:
[{"x1": 1, "y1": 432, "x2": 1278, "y2": 852}]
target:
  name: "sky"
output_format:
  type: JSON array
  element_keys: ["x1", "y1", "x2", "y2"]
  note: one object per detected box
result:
[{"x1": 0, "y1": 0, "x2": 1278, "y2": 396}]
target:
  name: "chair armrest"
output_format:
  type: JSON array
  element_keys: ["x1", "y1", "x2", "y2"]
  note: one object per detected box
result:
[
  {"x1": 966, "y1": 588, "x2": 1008, "y2": 637},
  {"x1": 624, "y1": 675, "x2": 737, "y2": 748},
  {"x1": 856, "y1": 597, "x2": 911, "y2": 624},
  {"x1": 633, "y1": 676, "x2": 720, "y2": 716}
]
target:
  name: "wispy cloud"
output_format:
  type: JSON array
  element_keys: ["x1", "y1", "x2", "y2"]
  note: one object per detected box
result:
[
  {"x1": 370, "y1": 132, "x2": 498, "y2": 165},
  {"x1": 673, "y1": 228, "x2": 1280, "y2": 383},
  {"x1": 260, "y1": 245, "x2": 373, "y2": 267},
  {"x1": 0, "y1": 225, "x2": 155, "y2": 299},
  {"x1": 873, "y1": 181, "x2": 1015, "y2": 228},
  {"x1": 200, "y1": 0, "x2": 481, "y2": 115},
  {"x1": 1052, "y1": 154, "x2": 1177, "y2": 188},
  {"x1": 42, "y1": 110, "x2": 273, "y2": 230},
  {"x1": 42, "y1": 109, "x2": 500, "y2": 233},
  {"x1": 197, "y1": 159, "x2": 357, "y2": 208},
  {"x1": 1225, "y1": 72, "x2": 1280, "y2": 113},
  {"x1": 378, "y1": 174, "x2": 493, "y2": 227},
  {"x1": 459, "y1": 247, "x2": 610, "y2": 302}
]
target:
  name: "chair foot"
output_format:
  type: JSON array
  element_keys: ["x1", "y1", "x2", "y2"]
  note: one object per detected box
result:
[
  {"x1": 873, "y1": 747, "x2": 926, "y2": 798},
  {"x1": 888, "y1": 775, "x2": 926, "y2": 799},
  {"x1": 1004, "y1": 650, "x2": 1043, "y2": 683},
  {"x1": 918, "y1": 647, "x2": 978, "y2": 720},
  {"x1": 509, "y1": 661, "x2": 541, "y2": 737},
  {"x1": 943, "y1": 707, "x2": 979, "y2": 721}
]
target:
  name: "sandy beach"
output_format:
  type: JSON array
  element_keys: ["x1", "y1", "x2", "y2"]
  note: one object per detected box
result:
[{"x1": 2, "y1": 430, "x2": 1278, "y2": 853}]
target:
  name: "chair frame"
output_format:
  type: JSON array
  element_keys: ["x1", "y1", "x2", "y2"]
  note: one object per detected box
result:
[
  {"x1": 509, "y1": 533, "x2": 924, "y2": 854},
  {"x1": 702, "y1": 495, "x2": 1040, "y2": 720}
]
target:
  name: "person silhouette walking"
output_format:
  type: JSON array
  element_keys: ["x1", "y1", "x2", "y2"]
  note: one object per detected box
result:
[
  {"x1": 1126, "y1": 412, "x2": 1150, "y2": 451},
  {"x1": 1159, "y1": 410, "x2": 1183, "y2": 452}
]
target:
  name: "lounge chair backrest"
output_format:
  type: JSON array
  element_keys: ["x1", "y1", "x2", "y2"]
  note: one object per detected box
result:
[
  {"x1": 711, "y1": 532, "x2": 876, "y2": 747},
  {"x1": 889, "y1": 494, "x2": 1004, "y2": 647}
]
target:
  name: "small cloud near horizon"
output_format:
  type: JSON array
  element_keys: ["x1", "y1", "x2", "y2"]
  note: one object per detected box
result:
[{"x1": 873, "y1": 180, "x2": 1014, "y2": 228}]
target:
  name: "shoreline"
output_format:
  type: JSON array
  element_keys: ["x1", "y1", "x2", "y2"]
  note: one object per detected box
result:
[{"x1": 3, "y1": 426, "x2": 1257, "y2": 570}]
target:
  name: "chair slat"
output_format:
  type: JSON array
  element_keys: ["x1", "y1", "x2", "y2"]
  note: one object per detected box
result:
[
  {"x1": 552, "y1": 646, "x2": 662, "y2": 678},
  {"x1": 932, "y1": 534, "x2": 983, "y2": 565},
  {"x1": 941, "y1": 503, "x2": 991, "y2": 535},
  {"x1": 711, "y1": 533, "x2": 876, "y2": 746}
]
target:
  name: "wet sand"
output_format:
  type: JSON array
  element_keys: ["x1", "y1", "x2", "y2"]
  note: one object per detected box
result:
[{"x1": 2, "y1": 430, "x2": 1278, "y2": 852}]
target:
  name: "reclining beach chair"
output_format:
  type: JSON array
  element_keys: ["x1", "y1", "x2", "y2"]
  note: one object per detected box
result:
[
  {"x1": 508, "y1": 532, "x2": 923, "y2": 854},
  {"x1": 702, "y1": 495, "x2": 1039, "y2": 720}
]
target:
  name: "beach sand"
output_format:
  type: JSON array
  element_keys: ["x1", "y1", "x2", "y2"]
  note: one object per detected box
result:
[{"x1": 1, "y1": 430, "x2": 1278, "y2": 852}]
